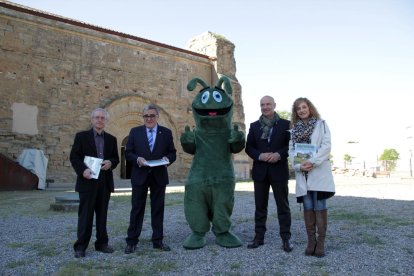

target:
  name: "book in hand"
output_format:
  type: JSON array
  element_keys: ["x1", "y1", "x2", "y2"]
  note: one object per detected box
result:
[
  {"x1": 293, "y1": 143, "x2": 317, "y2": 165},
  {"x1": 143, "y1": 159, "x2": 169, "y2": 167},
  {"x1": 84, "y1": 156, "x2": 103, "y2": 179}
]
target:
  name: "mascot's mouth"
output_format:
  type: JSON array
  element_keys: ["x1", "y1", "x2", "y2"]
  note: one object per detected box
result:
[{"x1": 194, "y1": 105, "x2": 232, "y2": 117}]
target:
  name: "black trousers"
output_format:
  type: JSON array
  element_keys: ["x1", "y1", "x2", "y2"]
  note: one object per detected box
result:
[
  {"x1": 253, "y1": 177, "x2": 291, "y2": 241},
  {"x1": 74, "y1": 182, "x2": 110, "y2": 252},
  {"x1": 126, "y1": 173, "x2": 166, "y2": 245}
]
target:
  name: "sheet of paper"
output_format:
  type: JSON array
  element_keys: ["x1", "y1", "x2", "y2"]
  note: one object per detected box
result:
[
  {"x1": 143, "y1": 159, "x2": 169, "y2": 167},
  {"x1": 84, "y1": 156, "x2": 103, "y2": 179}
]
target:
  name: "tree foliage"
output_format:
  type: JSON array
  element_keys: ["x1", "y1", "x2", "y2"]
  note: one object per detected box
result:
[
  {"x1": 343, "y1": 154, "x2": 352, "y2": 162},
  {"x1": 278, "y1": 110, "x2": 291, "y2": 120},
  {"x1": 343, "y1": 154, "x2": 353, "y2": 168},
  {"x1": 379, "y1": 148, "x2": 399, "y2": 161},
  {"x1": 379, "y1": 148, "x2": 399, "y2": 171}
]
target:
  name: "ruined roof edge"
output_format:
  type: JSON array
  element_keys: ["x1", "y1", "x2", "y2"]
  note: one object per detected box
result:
[{"x1": 0, "y1": 1, "x2": 211, "y2": 60}]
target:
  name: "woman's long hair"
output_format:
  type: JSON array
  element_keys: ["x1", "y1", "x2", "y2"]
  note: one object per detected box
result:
[{"x1": 290, "y1": 97, "x2": 321, "y2": 127}]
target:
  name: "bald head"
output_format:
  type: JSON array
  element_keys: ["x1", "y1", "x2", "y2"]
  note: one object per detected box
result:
[{"x1": 260, "y1": 95, "x2": 276, "y2": 118}]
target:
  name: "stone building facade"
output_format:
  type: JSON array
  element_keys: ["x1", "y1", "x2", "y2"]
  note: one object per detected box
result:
[{"x1": 0, "y1": 1, "x2": 250, "y2": 187}]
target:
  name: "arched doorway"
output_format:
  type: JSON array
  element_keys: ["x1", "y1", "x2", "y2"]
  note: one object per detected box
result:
[
  {"x1": 120, "y1": 136, "x2": 132, "y2": 179},
  {"x1": 104, "y1": 96, "x2": 182, "y2": 180}
]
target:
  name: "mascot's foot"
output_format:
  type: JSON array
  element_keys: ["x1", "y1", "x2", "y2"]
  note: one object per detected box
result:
[
  {"x1": 216, "y1": 232, "x2": 242, "y2": 248},
  {"x1": 183, "y1": 232, "x2": 206, "y2": 250}
]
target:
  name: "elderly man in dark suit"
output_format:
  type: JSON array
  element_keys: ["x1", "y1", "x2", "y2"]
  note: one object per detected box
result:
[
  {"x1": 70, "y1": 108, "x2": 119, "y2": 258},
  {"x1": 245, "y1": 95, "x2": 293, "y2": 252},
  {"x1": 124, "y1": 104, "x2": 177, "y2": 253}
]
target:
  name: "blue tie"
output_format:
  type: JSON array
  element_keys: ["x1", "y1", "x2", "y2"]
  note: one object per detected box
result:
[{"x1": 148, "y1": 129, "x2": 154, "y2": 151}]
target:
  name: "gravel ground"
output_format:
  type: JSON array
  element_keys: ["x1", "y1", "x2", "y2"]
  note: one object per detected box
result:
[{"x1": 0, "y1": 176, "x2": 413, "y2": 275}]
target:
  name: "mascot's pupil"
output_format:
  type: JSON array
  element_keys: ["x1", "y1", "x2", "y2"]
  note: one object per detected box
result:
[
  {"x1": 213, "y1": 91, "x2": 222, "y2": 102},
  {"x1": 201, "y1": 91, "x2": 209, "y2": 104}
]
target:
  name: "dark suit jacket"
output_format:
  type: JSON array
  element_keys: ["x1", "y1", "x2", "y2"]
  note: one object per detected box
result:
[
  {"x1": 70, "y1": 129, "x2": 119, "y2": 193},
  {"x1": 125, "y1": 124, "x2": 176, "y2": 187},
  {"x1": 245, "y1": 118, "x2": 291, "y2": 182}
]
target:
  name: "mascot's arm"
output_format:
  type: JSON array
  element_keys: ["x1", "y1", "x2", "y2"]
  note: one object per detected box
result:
[
  {"x1": 228, "y1": 124, "x2": 245, "y2": 153},
  {"x1": 180, "y1": 125, "x2": 196, "y2": 155}
]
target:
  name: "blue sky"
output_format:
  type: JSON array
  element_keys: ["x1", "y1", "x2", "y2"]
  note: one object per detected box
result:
[{"x1": 10, "y1": 0, "x2": 414, "y2": 169}]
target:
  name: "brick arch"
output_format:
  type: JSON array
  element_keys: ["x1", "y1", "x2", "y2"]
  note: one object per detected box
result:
[{"x1": 102, "y1": 96, "x2": 182, "y2": 181}]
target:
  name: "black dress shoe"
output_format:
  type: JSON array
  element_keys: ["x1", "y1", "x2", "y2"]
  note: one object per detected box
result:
[
  {"x1": 74, "y1": 250, "x2": 85, "y2": 258},
  {"x1": 282, "y1": 240, "x2": 293, "y2": 252},
  {"x1": 96, "y1": 245, "x2": 114, "y2": 254},
  {"x1": 247, "y1": 239, "x2": 264, "y2": 249},
  {"x1": 153, "y1": 242, "x2": 171, "y2": 251},
  {"x1": 124, "y1": 244, "x2": 137, "y2": 254}
]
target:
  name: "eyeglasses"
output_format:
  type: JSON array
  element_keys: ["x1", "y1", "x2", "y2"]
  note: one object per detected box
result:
[
  {"x1": 93, "y1": 116, "x2": 106, "y2": 120},
  {"x1": 143, "y1": 114, "x2": 157, "y2": 119}
]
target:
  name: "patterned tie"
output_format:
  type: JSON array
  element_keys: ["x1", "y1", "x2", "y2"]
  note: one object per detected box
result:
[{"x1": 148, "y1": 129, "x2": 154, "y2": 151}]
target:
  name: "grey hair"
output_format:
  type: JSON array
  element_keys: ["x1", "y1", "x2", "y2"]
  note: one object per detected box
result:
[
  {"x1": 143, "y1": 104, "x2": 159, "y2": 115},
  {"x1": 90, "y1": 108, "x2": 109, "y2": 120}
]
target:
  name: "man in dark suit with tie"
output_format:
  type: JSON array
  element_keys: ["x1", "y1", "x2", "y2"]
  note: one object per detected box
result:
[
  {"x1": 245, "y1": 96, "x2": 293, "y2": 252},
  {"x1": 70, "y1": 108, "x2": 119, "y2": 258},
  {"x1": 124, "y1": 104, "x2": 177, "y2": 253}
]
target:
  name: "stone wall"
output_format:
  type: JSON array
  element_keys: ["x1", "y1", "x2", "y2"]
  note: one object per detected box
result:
[{"x1": 0, "y1": 2, "x2": 250, "y2": 187}]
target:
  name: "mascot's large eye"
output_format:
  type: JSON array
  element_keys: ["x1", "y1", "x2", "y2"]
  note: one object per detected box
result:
[
  {"x1": 212, "y1": 91, "x2": 222, "y2": 103},
  {"x1": 201, "y1": 91, "x2": 210, "y2": 104}
]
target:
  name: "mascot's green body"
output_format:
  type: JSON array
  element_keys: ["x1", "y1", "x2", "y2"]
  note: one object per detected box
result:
[{"x1": 180, "y1": 76, "x2": 245, "y2": 249}]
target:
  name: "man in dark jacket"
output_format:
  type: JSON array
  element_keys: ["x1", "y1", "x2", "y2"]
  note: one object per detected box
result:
[
  {"x1": 124, "y1": 104, "x2": 176, "y2": 253},
  {"x1": 245, "y1": 96, "x2": 293, "y2": 252},
  {"x1": 70, "y1": 108, "x2": 119, "y2": 258}
]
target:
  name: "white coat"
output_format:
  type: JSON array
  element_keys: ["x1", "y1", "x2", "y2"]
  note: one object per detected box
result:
[{"x1": 289, "y1": 120, "x2": 335, "y2": 198}]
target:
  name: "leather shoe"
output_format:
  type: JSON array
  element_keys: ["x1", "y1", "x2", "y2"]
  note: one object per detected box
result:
[
  {"x1": 247, "y1": 239, "x2": 264, "y2": 249},
  {"x1": 153, "y1": 242, "x2": 171, "y2": 251},
  {"x1": 96, "y1": 245, "x2": 114, "y2": 254},
  {"x1": 282, "y1": 239, "x2": 293, "y2": 252},
  {"x1": 74, "y1": 250, "x2": 85, "y2": 258},
  {"x1": 124, "y1": 244, "x2": 137, "y2": 254}
]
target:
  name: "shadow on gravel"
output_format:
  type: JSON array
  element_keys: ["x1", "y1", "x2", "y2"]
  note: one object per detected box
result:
[{"x1": 0, "y1": 190, "x2": 413, "y2": 275}]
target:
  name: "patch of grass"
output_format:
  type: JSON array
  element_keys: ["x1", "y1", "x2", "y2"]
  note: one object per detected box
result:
[
  {"x1": 310, "y1": 260, "x2": 329, "y2": 276},
  {"x1": 382, "y1": 217, "x2": 414, "y2": 227},
  {"x1": 113, "y1": 264, "x2": 152, "y2": 276},
  {"x1": 234, "y1": 217, "x2": 250, "y2": 223},
  {"x1": 151, "y1": 261, "x2": 177, "y2": 273},
  {"x1": 208, "y1": 247, "x2": 219, "y2": 256},
  {"x1": 7, "y1": 242, "x2": 27, "y2": 249},
  {"x1": 311, "y1": 260, "x2": 328, "y2": 268},
  {"x1": 230, "y1": 262, "x2": 241, "y2": 270},
  {"x1": 57, "y1": 260, "x2": 115, "y2": 275},
  {"x1": 136, "y1": 247, "x2": 158, "y2": 258},
  {"x1": 0, "y1": 191, "x2": 59, "y2": 217},
  {"x1": 111, "y1": 194, "x2": 131, "y2": 204},
  {"x1": 388, "y1": 267, "x2": 400, "y2": 274},
  {"x1": 331, "y1": 211, "x2": 372, "y2": 222},
  {"x1": 165, "y1": 199, "x2": 184, "y2": 207},
  {"x1": 6, "y1": 259, "x2": 30, "y2": 269},
  {"x1": 403, "y1": 246, "x2": 413, "y2": 255},
  {"x1": 360, "y1": 233, "x2": 385, "y2": 246},
  {"x1": 331, "y1": 210, "x2": 414, "y2": 229},
  {"x1": 30, "y1": 242, "x2": 60, "y2": 257}
]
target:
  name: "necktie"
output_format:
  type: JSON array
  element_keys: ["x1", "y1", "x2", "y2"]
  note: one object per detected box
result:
[{"x1": 148, "y1": 129, "x2": 154, "y2": 151}]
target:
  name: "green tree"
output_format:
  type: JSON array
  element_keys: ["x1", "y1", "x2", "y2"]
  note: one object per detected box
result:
[
  {"x1": 278, "y1": 110, "x2": 291, "y2": 120},
  {"x1": 343, "y1": 154, "x2": 353, "y2": 168},
  {"x1": 379, "y1": 148, "x2": 399, "y2": 171}
]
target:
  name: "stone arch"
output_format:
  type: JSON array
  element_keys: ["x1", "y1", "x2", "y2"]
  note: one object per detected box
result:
[{"x1": 103, "y1": 96, "x2": 183, "y2": 180}]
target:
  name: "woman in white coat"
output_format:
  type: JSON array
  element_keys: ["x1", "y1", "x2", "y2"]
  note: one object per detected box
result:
[{"x1": 289, "y1": 97, "x2": 335, "y2": 257}]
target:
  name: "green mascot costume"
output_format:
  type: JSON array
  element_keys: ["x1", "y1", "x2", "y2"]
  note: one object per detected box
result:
[{"x1": 180, "y1": 75, "x2": 245, "y2": 249}]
